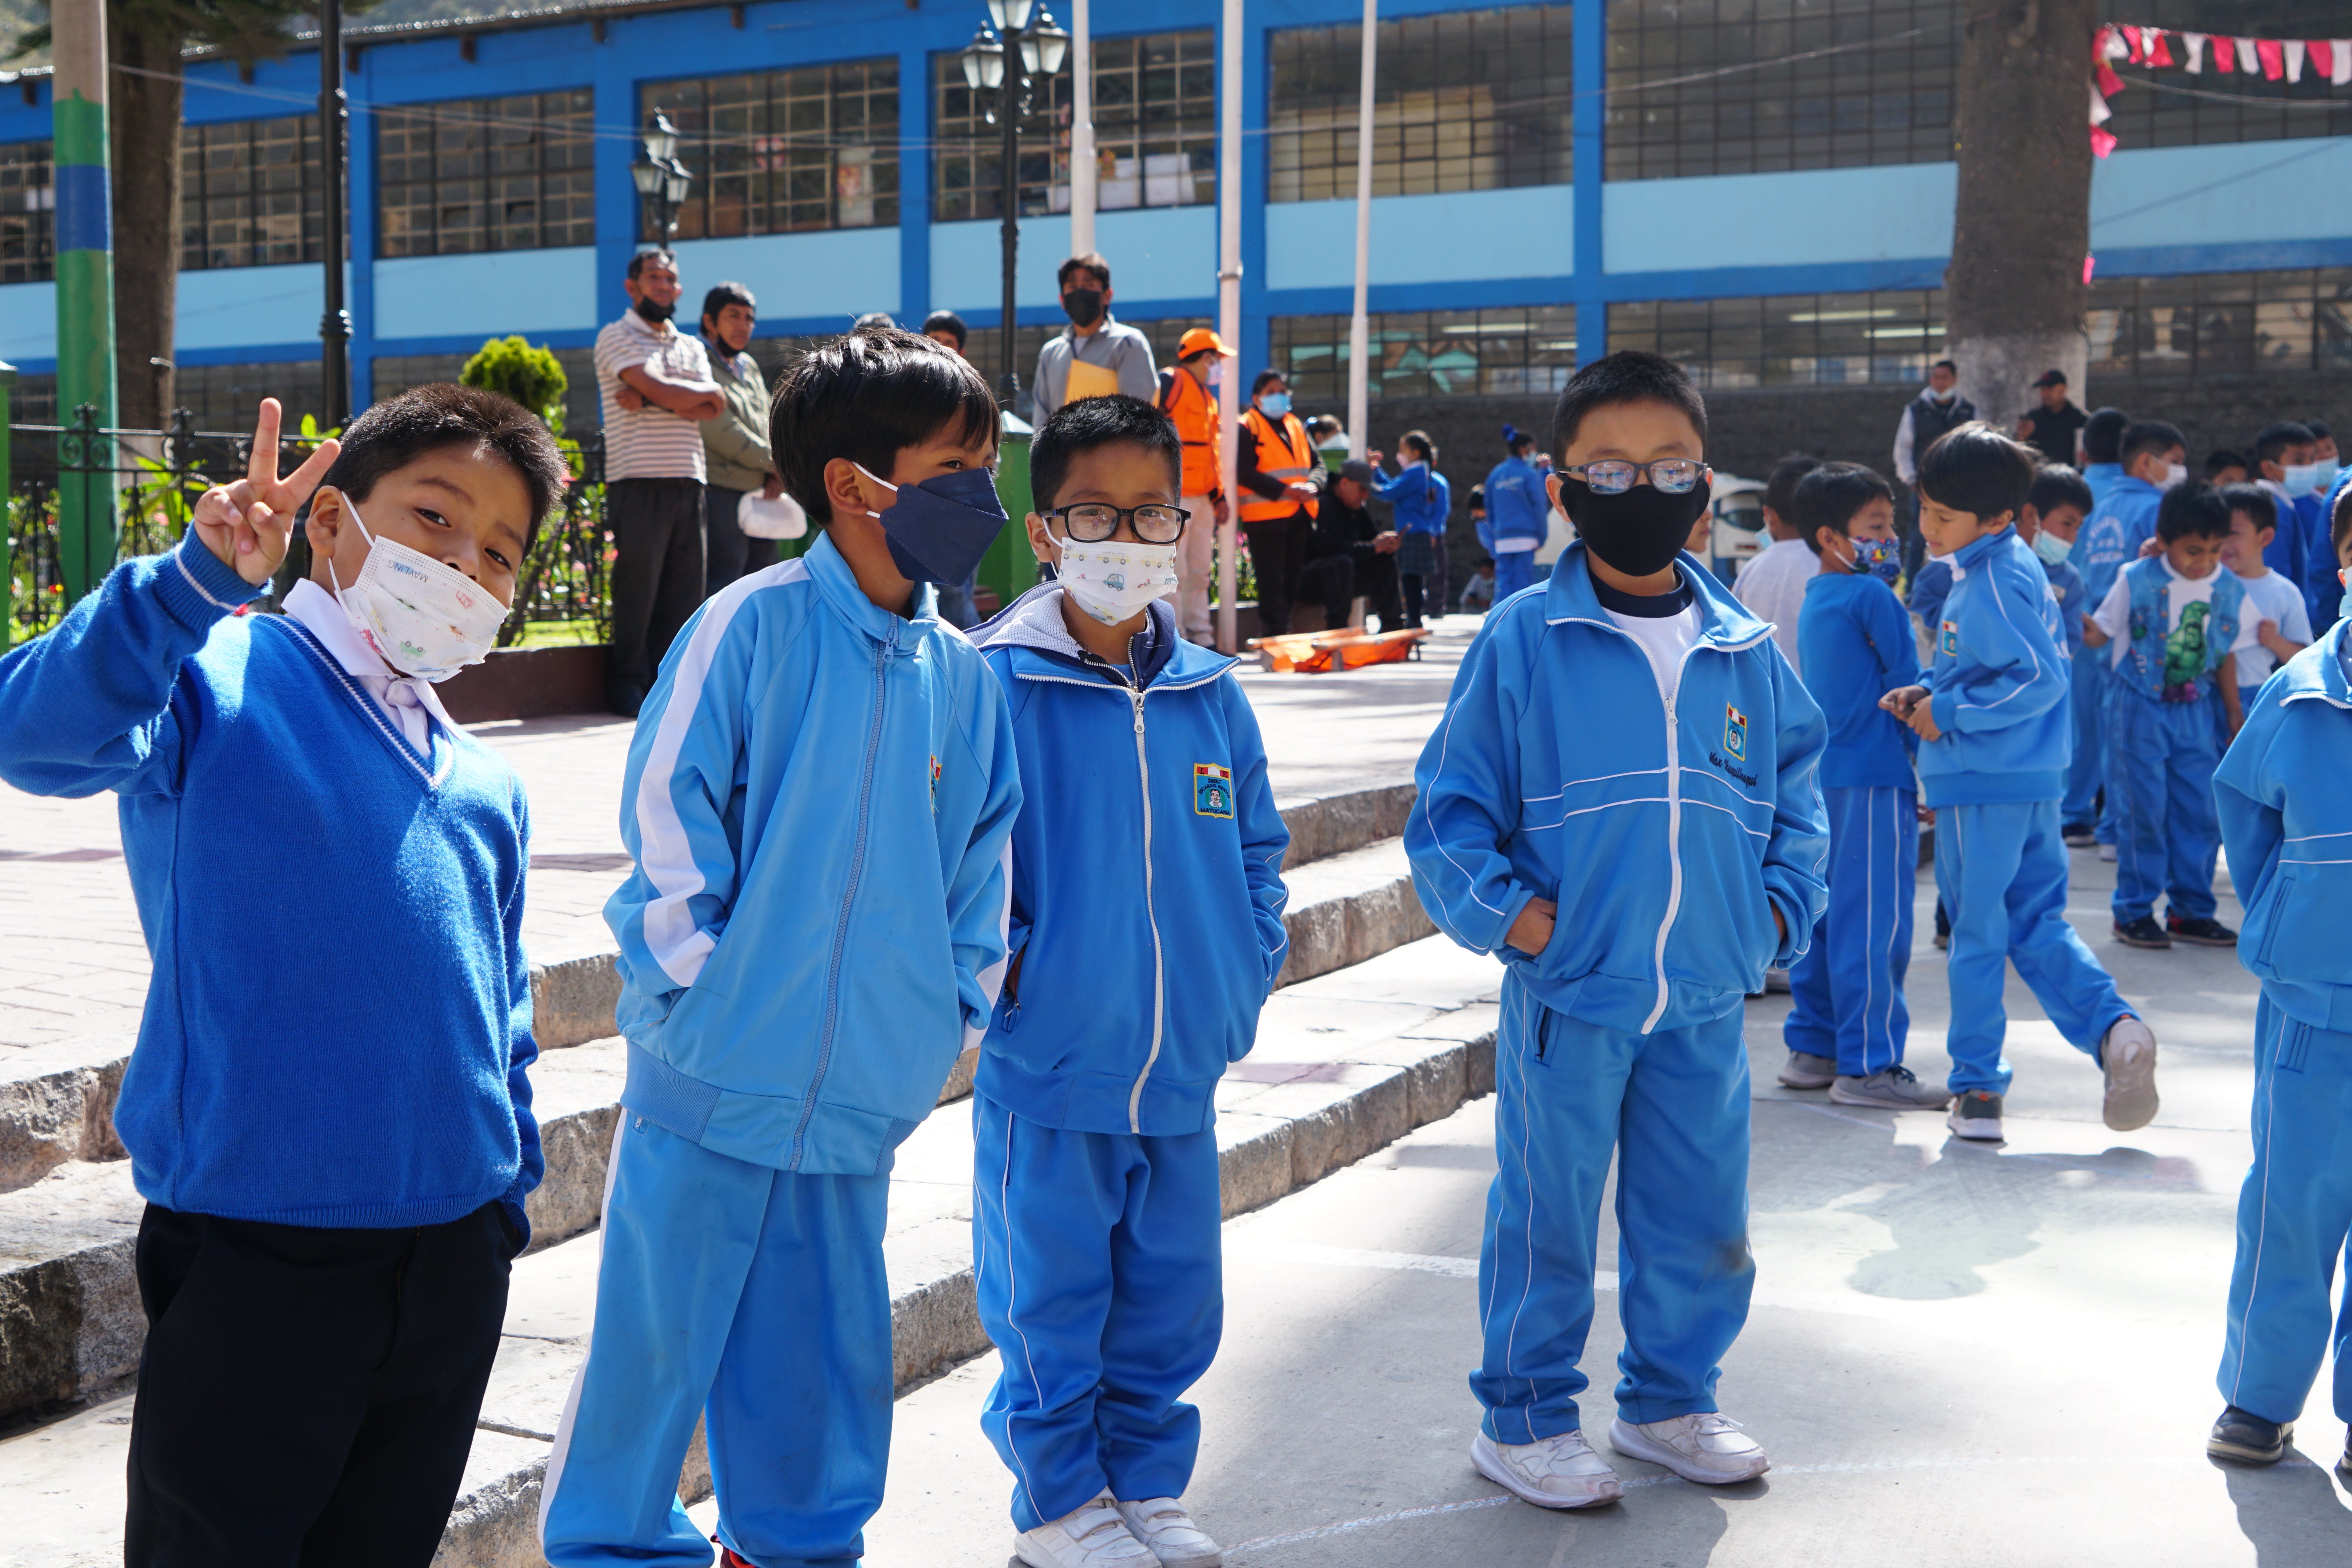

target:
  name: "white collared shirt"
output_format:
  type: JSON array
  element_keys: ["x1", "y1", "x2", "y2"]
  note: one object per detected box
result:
[{"x1": 283, "y1": 578, "x2": 457, "y2": 754}]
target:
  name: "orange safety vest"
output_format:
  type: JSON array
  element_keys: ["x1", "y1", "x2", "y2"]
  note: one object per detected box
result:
[
  {"x1": 1156, "y1": 368, "x2": 1223, "y2": 499},
  {"x1": 1239, "y1": 407, "x2": 1319, "y2": 523}
]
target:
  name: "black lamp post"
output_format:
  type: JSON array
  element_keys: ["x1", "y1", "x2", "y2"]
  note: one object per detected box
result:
[
  {"x1": 318, "y1": 0, "x2": 350, "y2": 425},
  {"x1": 958, "y1": 1, "x2": 1069, "y2": 403},
  {"x1": 631, "y1": 110, "x2": 694, "y2": 243}
]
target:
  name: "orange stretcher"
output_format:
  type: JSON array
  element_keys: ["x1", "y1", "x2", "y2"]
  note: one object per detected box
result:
[{"x1": 1249, "y1": 626, "x2": 1430, "y2": 673}]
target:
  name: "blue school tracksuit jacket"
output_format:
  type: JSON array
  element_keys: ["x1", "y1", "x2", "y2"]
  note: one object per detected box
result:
[
  {"x1": 2305, "y1": 476, "x2": 2346, "y2": 630},
  {"x1": 1406, "y1": 545, "x2": 1828, "y2": 1440},
  {"x1": 2073, "y1": 476, "x2": 2165, "y2": 842},
  {"x1": 1786, "y1": 569, "x2": 1920, "y2": 1079},
  {"x1": 966, "y1": 586, "x2": 1289, "y2": 1530},
  {"x1": 540, "y1": 535, "x2": 1022, "y2": 1568},
  {"x1": 0, "y1": 538, "x2": 540, "y2": 1238},
  {"x1": 1921, "y1": 528, "x2": 2130, "y2": 1094},
  {"x1": 1482, "y1": 455, "x2": 1551, "y2": 601},
  {"x1": 2214, "y1": 624, "x2": 2352, "y2": 1426}
]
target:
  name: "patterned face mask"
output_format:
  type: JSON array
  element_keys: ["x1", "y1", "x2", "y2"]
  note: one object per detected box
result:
[
  {"x1": 328, "y1": 498, "x2": 508, "y2": 681},
  {"x1": 1051, "y1": 532, "x2": 1180, "y2": 626}
]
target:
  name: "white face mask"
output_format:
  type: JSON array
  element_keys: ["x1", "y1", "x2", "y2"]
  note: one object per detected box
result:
[
  {"x1": 1051, "y1": 531, "x2": 1180, "y2": 627},
  {"x1": 2161, "y1": 462, "x2": 2189, "y2": 491},
  {"x1": 328, "y1": 497, "x2": 509, "y2": 681}
]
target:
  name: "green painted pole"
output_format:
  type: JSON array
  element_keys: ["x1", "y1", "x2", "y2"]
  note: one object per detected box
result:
[
  {"x1": 52, "y1": 0, "x2": 120, "y2": 604},
  {"x1": 0, "y1": 359, "x2": 15, "y2": 651}
]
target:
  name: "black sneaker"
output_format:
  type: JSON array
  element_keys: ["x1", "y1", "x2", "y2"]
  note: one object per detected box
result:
[
  {"x1": 1946, "y1": 1089, "x2": 2004, "y2": 1142},
  {"x1": 2062, "y1": 823, "x2": 2098, "y2": 847},
  {"x1": 2338, "y1": 1430, "x2": 2351, "y2": 1482},
  {"x1": 2113, "y1": 916, "x2": 2172, "y2": 949},
  {"x1": 2167, "y1": 915, "x2": 2238, "y2": 947},
  {"x1": 2207, "y1": 1405, "x2": 2292, "y2": 1464}
]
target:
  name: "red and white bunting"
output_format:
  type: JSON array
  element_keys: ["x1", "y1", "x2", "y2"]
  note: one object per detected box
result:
[{"x1": 2089, "y1": 25, "x2": 2352, "y2": 156}]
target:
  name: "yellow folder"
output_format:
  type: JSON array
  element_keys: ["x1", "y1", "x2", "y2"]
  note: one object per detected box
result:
[{"x1": 1063, "y1": 358, "x2": 1122, "y2": 403}]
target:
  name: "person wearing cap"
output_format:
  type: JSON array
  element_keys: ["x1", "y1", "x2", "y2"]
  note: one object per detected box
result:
[
  {"x1": 2016, "y1": 370, "x2": 2088, "y2": 468},
  {"x1": 1299, "y1": 459, "x2": 1403, "y2": 632},
  {"x1": 1157, "y1": 328, "x2": 1234, "y2": 644}
]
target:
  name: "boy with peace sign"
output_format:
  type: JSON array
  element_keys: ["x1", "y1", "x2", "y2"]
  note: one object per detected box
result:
[{"x1": 0, "y1": 386, "x2": 570, "y2": 1566}]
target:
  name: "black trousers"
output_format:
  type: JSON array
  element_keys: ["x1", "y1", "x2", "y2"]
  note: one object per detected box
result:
[
  {"x1": 125, "y1": 1202, "x2": 515, "y2": 1568},
  {"x1": 607, "y1": 477, "x2": 707, "y2": 710},
  {"x1": 702, "y1": 484, "x2": 779, "y2": 597},
  {"x1": 1245, "y1": 514, "x2": 1311, "y2": 640},
  {"x1": 1300, "y1": 544, "x2": 1401, "y2": 630}
]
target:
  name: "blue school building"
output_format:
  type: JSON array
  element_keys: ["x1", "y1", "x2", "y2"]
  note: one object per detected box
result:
[{"x1": 0, "y1": 0, "x2": 2347, "y2": 463}]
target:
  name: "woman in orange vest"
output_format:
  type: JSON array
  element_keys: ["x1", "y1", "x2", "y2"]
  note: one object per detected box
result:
[
  {"x1": 1158, "y1": 328, "x2": 1234, "y2": 645},
  {"x1": 1238, "y1": 370, "x2": 1322, "y2": 641}
]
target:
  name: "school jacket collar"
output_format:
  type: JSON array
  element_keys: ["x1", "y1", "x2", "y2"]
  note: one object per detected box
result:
[
  {"x1": 802, "y1": 530, "x2": 939, "y2": 650},
  {"x1": 972, "y1": 582, "x2": 1232, "y2": 690},
  {"x1": 2276, "y1": 616, "x2": 2352, "y2": 711},
  {"x1": 1541, "y1": 541, "x2": 1774, "y2": 652}
]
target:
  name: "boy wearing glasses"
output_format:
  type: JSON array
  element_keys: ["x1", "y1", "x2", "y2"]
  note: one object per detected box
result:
[
  {"x1": 968, "y1": 395, "x2": 1291, "y2": 1568},
  {"x1": 1408, "y1": 352, "x2": 1827, "y2": 1508}
]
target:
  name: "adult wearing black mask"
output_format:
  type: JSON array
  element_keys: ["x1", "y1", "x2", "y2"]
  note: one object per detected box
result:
[
  {"x1": 1300, "y1": 459, "x2": 1404, "y2": 630},
  {"x1": 1032, "y1": 252, "x2": 1156, "y2": 419}
]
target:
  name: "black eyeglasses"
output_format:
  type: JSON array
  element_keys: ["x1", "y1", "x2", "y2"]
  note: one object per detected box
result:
[
  {"x1": 1562, "y1": 459, "x2": 1706, "y2": 495},
  {"x1": 1045, "y1": 503, "x2": 1191, "y2": 544}
]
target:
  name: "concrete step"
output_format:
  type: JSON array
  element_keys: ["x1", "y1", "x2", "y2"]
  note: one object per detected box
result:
[
  {"x1": 0, "y1": 782, "x2": 1418, "y2": 1200},
  {"x1": 0, "y1": 935, "x2": 1503, "y2": 1568}
]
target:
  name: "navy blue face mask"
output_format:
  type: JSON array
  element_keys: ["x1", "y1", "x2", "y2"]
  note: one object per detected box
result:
[{"x1": 854, "y1": 463, "x2": 1008, "y2": 585}]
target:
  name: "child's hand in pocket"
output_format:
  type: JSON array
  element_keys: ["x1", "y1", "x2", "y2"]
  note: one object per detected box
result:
[{"x1": 1506, "y1": 898, "x2": 1557, "y2": 956}]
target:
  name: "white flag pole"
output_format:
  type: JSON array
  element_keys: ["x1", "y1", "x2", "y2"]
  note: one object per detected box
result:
[
  {"x1": 1069, "y1": 0, "x2": 1095, "y2": 258},
  {"x1": 1347, "y1": 0, "x2": 1377, "y2": 461}
]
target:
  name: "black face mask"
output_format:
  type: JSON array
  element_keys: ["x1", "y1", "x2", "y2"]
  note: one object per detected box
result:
[
  {"x1": 633, "y1": 296, "x2": 676, "y2": 325},
  {"x1": 1061, "y1": 288, "x2": 1104, "y2": 327},
  {"x1": 1559, "y1": 474, "x2": 1712, "y2": 579}
]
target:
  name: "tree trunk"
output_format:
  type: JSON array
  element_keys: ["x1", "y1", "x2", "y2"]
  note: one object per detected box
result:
[
  {"x1": 1947, "y1": 0, "x2": 2096, "y2": 437},
  {"x1": 107, "y1": 14, "x2": 181, "y2": 432}
]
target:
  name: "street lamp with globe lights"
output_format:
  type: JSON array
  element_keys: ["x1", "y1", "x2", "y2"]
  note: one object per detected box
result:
[
  {"x1": 631, "y1": 109, "x2": 694, "y2": 243},
  {"x1": 958, "y1": 1, "x2": 1069, "y2": 403}
]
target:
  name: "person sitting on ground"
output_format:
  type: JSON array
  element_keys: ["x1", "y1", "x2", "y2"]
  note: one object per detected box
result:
[
  {"x1": 0, "y1": 387, "x2": 565, "y2": 1564},
  {"x1": 1458, "y1": 556, "x2": 1497, "y2": 613},
  {"x1": 2218, "y1": 482, "x2": 2313, "y2": 721},
  {"x1": 1299, "y1": 457, "x2": 1403, "y2": 632},
  {"x1": 1408, "y1": 350, "x2": 1828, "y2": 1510},
  {"x1": 1731, "y1": 452, "x2": 1824, "y2": 675},
  {"x1": 965, "y1": 394, "x2": 1290, "y2": 1568}
]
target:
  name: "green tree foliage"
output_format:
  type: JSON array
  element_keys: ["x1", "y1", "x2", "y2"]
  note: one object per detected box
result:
[{"x1": 461, "y1": 336, "x2": 569, "y2": 436}]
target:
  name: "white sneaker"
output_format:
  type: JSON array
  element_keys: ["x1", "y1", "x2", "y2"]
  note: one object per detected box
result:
[
  {"x1": 2101, "y1": 1016, "x2": 2160, "y2": 1132},
  {"x1": 2097, "y1": 842, "x2": 2118, "y2": 862},
  {"x1": 1470, "y1": 1428, "x2": 1624, "y2": 1508},
  {"x1": 1015, "y1": 1496, "x2": 1158, "y2": 1568},
  {"x1": 1113, "y1": 1499, "x2": 1224, "y2": 1567},
  {"x1": 1607, "y1": 1412, "x2": 1770, "y2": 1484}
]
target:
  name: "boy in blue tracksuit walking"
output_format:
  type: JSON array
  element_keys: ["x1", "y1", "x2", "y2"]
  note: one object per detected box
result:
[
  {"x1": 2205, "y1": 507, "x2": 2352, "y2": 1479},
  {"x1": 1483, "y1": 426, "x2": 1552, "y2": 604},
  {"x1": 1882, "y1": 425, "x2": 2156, "y2": 1145},
  {"x1": 1775, "y1": 463, "x2": 1942, "y2": 1110},
  {"x1": 1408, "y1": 352, "x2": 1828, "y2": 1510},
  {"x1": 541, "y1": 330, "x2": 1024, "y2": 1568},
  {"x1": 1372, "y1": 430, "x2": 1452, "y2": 626},
  {"x1": 967, "y1": 396, "x2": 1290, "y2": 1568},
  {"x1": 2071, "y1": 419, "x2": 2186, "y2": 853}
]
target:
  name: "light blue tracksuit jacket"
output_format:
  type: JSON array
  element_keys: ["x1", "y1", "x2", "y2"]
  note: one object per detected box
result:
[
  {"x1": 2214, "y1": 624, "x2": 2352, "y2": 1427},
  {"x1": 2073, "y1": 474, "x2": 2165, "y2": 842},
  {"x1": 965, "y1": 586, "x2": 1289, "y2": 1530},
  {"x1": 1407, "y1": 546, "x2": 1828, "y2": 1440},
  {"x1": 543, "y1": 536, "x2": 1023, "y2": 1568}
]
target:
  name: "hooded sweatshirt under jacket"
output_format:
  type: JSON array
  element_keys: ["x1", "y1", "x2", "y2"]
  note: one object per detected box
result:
[
  {"x1": 1406, "y1": 543, "x2": 1829, "y2": 1036},
  {"x1": 970, "y1": 586, "x2": 1290, "y2": 1135},
  {"x1": 604, "y1": 534, "x2": 1022, "y2": 1177},
  {"x1": 2215, "y1": 621, "x2": 2352, "y2": 1033},
  {"x1": 1918, "y1": 526, "x2": 2074, "y2": 808}
]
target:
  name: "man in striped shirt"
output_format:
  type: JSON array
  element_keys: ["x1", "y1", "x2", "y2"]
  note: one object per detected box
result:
[{"x1": 596, "y1": 249, "x2": 724, "y2": 716}]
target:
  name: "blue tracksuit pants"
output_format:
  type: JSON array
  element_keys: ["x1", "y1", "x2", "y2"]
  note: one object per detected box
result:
[
  {"x1": 2103, "y1": 683, "x2": 2222, "y2": 924},
  {"x1": 540, "y1": 1118, "x2": 894, "y2": 1568},
  {"x1": 1786, "y1": 785, "x2": 1917, "y2": 1078},
  {"x1": 972, "y1": 1093, "x2": 1223, "y2": 1532},
  {"x1": 2063, "y1": 651, "x2": 2105, "y2": 833},
  {"x1": 1472, "y1": 977, "x2": 1753, "y2": 1442},
  {"x1": 1493, "y1": 549, "x2": 1538, "y2": 605},
  {"x1": 2219, "y1": 995, "x2": 2352, "y2": 1426},
  {"x1": 1935, "y1": 799, "x2": 2134, "y2": 1097}
]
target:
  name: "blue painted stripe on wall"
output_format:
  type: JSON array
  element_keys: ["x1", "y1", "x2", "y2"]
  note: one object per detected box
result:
[
  {"x1": 53, "y1": 165, "x2": 111, "y2": 253},
  {"x1": 670, "y1": 227, "x2": 902, "y2": 330},
  {"x1": 0, "y1": 282, "x2": 58, "y2": 361},
  {"x1": 1263, "y1": 186, "x2": 1573, "y2": 291},
  {"x1": 1605, "y1": 162, "x2": 1957, "y2": 275},
  {"x1": 175, "y1": 264, "x2": 347, "y2": 353},
  {"x1": 2089, "y1": 137, "x2": 2352, "y2": 251},
  {"x1": 374, "y1": 249, "x2": 601, "y2": 341}
]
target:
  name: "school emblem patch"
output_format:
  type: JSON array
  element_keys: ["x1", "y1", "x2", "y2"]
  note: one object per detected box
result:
[
  {"x1": 1939, "y1": 619, "x2": 1960, "y2": 657},
  {"x1": 929, "y1": 755, "x2": 942, "y2": 814},
  {"x1": 1722, "y1": 703, "x2": 1748, "y2": 763},
  {"x1": 1194, "y1": 762, "x2": 1234, "y2": 818}
]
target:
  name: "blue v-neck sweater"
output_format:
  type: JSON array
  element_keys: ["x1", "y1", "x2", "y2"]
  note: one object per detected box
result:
[{"x1": 0, "y1": 538, "x2": 541, "y2": 1234}]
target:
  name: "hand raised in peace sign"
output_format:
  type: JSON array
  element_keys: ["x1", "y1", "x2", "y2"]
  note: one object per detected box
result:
[{"x1": 188, "y1": 398, "x2": 343, "y2": 586}]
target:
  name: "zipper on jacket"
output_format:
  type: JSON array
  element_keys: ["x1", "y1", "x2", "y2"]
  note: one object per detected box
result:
[
  {"x1": 1125, "y1": 685, "x2": 1167, "y2": 1134},
  {"x1": 791, "y1": 625, "x2": 893, "y2": 1168},
  {"x1": 1642, "y1": 640, "x2": 1713, "y2": 1035}
]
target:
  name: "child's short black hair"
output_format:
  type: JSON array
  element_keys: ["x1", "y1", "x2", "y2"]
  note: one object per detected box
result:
[
  {"x1": 2155, "y1": 481, "x2": 2232, "y2": 545},
  {"x1": 769, "y1": 327, "x2": 998, "y2": 526},
  {"x1": 2203, "y1": 448, "x2": 2249, "y2": 479},
  {"x1": 1792, "y1": 462, "x2": 1893, "y2": 553},
  {"x1": 921, "y1": 309, "x2": 968, "y2": 350},
  {"x1": 2120, "y1": 419, "x2": 2187, "y2": 467},
  {"x1": 318, "y1": 382, "x2": 568, "y2": 543},
  {"x1": 2025, "y1": 463, "x2": 2094, "y2": 518},
  {"x1": 2219, "y1": 482, "x2": 2277, "y2": 537},
  {"x1": 1764, "y1": 453, "x2": 1822, "y2": 524},
  {"x1": 1551, "y1": 350, "x2": 1708, "y2": 454},
  {"x1": 2082, "y1": 406, "x2": 2131, "y2": 464},
  {"x1": 2253, "y1": 420, "x2": 2316, "y2": 466},
  {"x1": 2307, "y1": 418, "x2": 2332, "y2": 441},
  {"x1": 1916, "y1": 422, "x2": 2036, "y2": 521},
  {"x1": 1251, "y1": 368, "x2": 1287, "y2": 398},
  {"x1": 2334, "y1": 484, "x2": 2352, "y2": 563},
  {"x1": 1028, "y1": 394, "x2": 1183, "y2": 513},
  {"x1": 701, "y1": 281, "x2": 755, "y2": 327}
]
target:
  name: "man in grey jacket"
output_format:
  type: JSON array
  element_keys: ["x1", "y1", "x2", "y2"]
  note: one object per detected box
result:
[
  {"x1": 1032, "y1": 252, "x2": 1156, "y2": 419},
  {"x1": 696, "y1": 282, "x2": 789, "y2": 593}
]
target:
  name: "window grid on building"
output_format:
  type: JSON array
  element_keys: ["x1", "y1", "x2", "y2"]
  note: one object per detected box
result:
[
  {"x1": 1603, "y1": 0, "x2": 1958, "y2": 181},
  {"x1": 0, "y1": 140, "x2": 53, "y2": 285},
  {"x1": 1272, "y1": 307, "x2": 1579, "y2": 402},
  {"x1": 2088, "y1": 269, "x2": 2352, "y2": 381},
  {"x1": 1269, "y1": 6, "x2": 1573, "y2": 205},
  {"x1": 376, "y1": 90, "x2": 595, "y2": 258},
  {"x1": 1606, "y1": 291, "x2": 1946, "y2": 387},
  {"x1": 2102, "y1": 3, "x2": 2352, "y2": 149},
  {"x1": 647, "y1": 60, "x2": 900, "y2": 242},
  {"x1": 180, "y1": 116, "x2": 325, "y2": 271},
  {"x1": 933, "y1": 29, "x2": 1216, "y2": 223}
]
